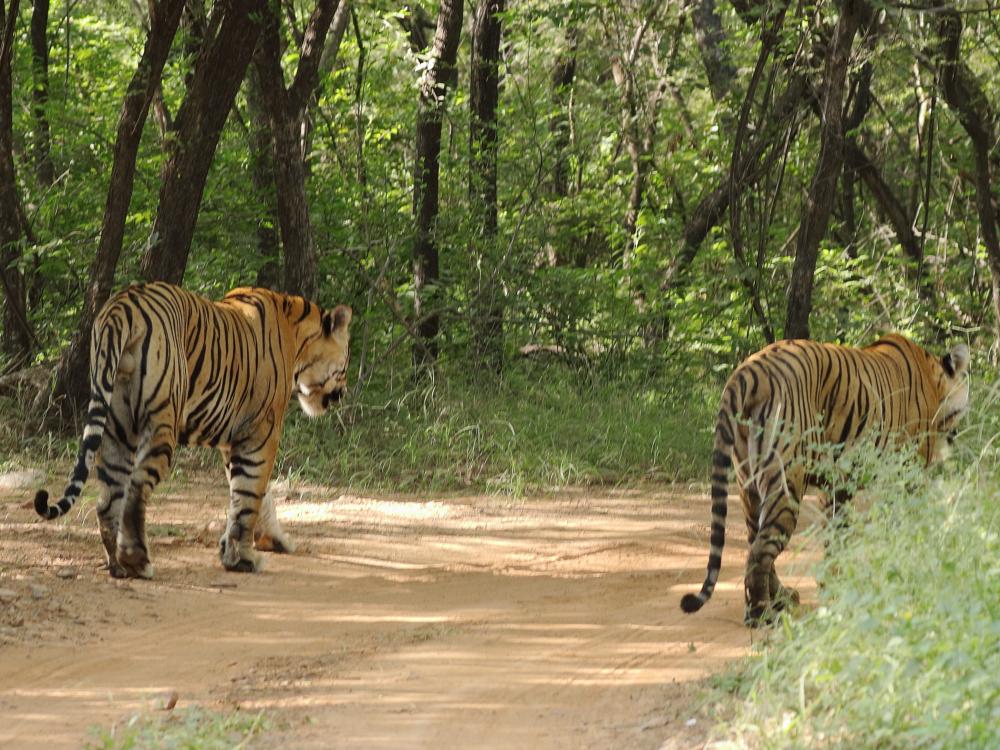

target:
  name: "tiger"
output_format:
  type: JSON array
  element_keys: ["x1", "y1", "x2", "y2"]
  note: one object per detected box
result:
[
  {"x1": 34, "y1": 281, "x2": 351, "y2": 578},
  {"x1": 680, "y1": 334, "x2": 970, "y2": 626}
]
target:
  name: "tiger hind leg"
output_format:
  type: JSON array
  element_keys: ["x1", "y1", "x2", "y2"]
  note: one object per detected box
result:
[
  {"x1": 741, "y1": 484, "x2": 799, "y2": 617},
  {"x1": 95, "y1": 430, "x2": 135, "y2": 578},
  {"x1": 116, "y1": 425, "x2": 175, "y2": 579},
  {"x1": 219, "y1": 442, "x2": 277, "y2": 573},
  {"x1": 743, "y1": 468, "x2": 804, "y2": 626}
]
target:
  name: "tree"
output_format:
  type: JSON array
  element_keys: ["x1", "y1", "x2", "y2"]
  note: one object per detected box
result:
[
  {"x1": 548, "y1": 25, "x2": 577, "y2": 202},
  {"x1": 608, "y1": 5, "x2": 673, "y2": 270},
  {"x1": 785, "y1": 0, "x2": 870, "y2": 339},
  {"x1": 411, "y1": 0, "x2": 463, "y2": 371},
  {"x1": 252, "y1": 0, "x2": 346, "y2": 300},
  {"x1": 140, "y1": 0, "x2": 265, "y2": 285},
  {"x1": 932, "y1": 9, "x2": 1000, "y2": 340},
  {"x1": 51, "y1": 0, "x2": 186, "y2": 413},
  {"x1": 468, "y1": 0, "x2": 504, "y2": 373},
  {"x1": 690, "y1": 0, "x2": 736, "y2": 102},
  {"x1": 29, "y1": 0, "x2": 54, "y2": 186},
  {"x1": 0, "y1": 0, "x2": 34, "y2": 368},
  {"x1": 244, "y1": 64, "x2": 282, "y2": 290}
]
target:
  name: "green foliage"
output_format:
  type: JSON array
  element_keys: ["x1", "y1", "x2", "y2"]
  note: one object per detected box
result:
[
  {"x1": 6, "y1": 0, "x2": 995, "y2": 380},
  {"x1": 713, "y1": 379, "x2": 1000, "y2": 749},
  {"x1": 0, "y1": 360, "x2": 716, "y2": 494},
  {"x1": 275, "y1": 360, "x2": 716, "y2": 493},
  {"x1": 86, "y1": 707, "x2": 267, "y2": 750}
]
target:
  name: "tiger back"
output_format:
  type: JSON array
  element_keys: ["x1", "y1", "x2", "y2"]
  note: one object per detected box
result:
[
  {"x1": 34, "y1": 281, "x2": 352, "y2": 579},
  {"x1": 680, "y1": 334, "x2": 970, "y2": 626}
]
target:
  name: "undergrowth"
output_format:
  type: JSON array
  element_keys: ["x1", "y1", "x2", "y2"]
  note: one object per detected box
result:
[
  {"x1": 0, "y1": 362, "x2": 716, "y2": 494},
  {"x1": 712, "y1": 380, "x2": 1000, "y2": 749},
  {"x1": 86, "y1": 707, "x2": 267, "y2": 750}
]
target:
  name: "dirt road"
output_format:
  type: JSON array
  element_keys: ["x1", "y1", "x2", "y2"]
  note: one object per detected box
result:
[{"x1": 0, "y1": 477, "x2": 822, "y2": 749}]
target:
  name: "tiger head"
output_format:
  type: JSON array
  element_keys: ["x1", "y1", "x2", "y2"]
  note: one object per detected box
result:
[
  {"x1": 934, "y1": 342, "x2": 970, "y2": 458},
  {"x1": 295, "y1": 305, "x2": 352, "y2": 418}
]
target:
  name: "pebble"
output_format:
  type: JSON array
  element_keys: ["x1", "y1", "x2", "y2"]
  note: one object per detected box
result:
[
  {"x1": 0, "y1": 588, "x2": 18, "y2": 604},
  {"x1": 29, "y1": 584, "x2": 48, "y2": 599},
  {"x1": 56, "y1": 567, "x2": 77, "y2": 579}
]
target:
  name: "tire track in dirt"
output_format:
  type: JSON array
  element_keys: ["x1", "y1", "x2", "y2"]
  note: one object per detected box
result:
[{"x1": 0, "y1": 483, "x2": 823, "y2": 749}]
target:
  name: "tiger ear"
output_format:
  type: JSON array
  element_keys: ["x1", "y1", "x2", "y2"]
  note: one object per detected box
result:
[
  {"x1": 942, "y1": 343, "x2": 970, "y2": 377},
  {"x1": 323, "y1": 305, "x2": 352, "y2": 337}
]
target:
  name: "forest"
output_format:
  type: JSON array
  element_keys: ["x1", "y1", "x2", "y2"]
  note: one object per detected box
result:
[{"x1": 0, "y1": 0, "x2": 998, "y2": 747}]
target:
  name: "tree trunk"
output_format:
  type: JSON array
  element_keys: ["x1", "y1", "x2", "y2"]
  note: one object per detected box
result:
[
  {"x1": 0, "y1": 0, "x2": 34, "y2": 369},
  {"x1": 611, "y1": 16, "x2": 670, "y2": 272},
  {"x1": 549, "y1": 26, "x2": 576, "y2": 200},
  {"x1": 302, "y1": 0, "x2": 352, "y2": 166},
  {"x1": 785, "y1": 0, "x2": 868, "y2": 340},
  {"x1": 933, "y1": 9, "x2": 1000, "y2": 339},
  {"x1": 244, "y1": 64, "x2": 281, "y2": 290},
  {"x1": 411, "y1": 0, "x2": 463, "y2": 371},
  {"x1": 469, "y1": 0, "x2": 503, "y2": 374},
  {"x1": 253, "y1": 0, "x2": 342, "y2": 300},
  {"x1": 542, "y1": 26, "x2": 577, "y2": 268},
  {"x1": 125, "y1": 0, "x2": 173, "y2": 141},
  {"x1": 30, "y1": 0, "x2": 54, "y2": 186},
  {"x1": 139, "y1": 0, "x2": 264, "y2": 285},
  {"x1": 690, "y1": 0, "x2": 736, "y2": 102},
  {"x1": 51, "y1": 0, "x2": 185, "y2": 414},
  {"x1": 663, "y1": 72, "x2": 809, "y2": 295}
]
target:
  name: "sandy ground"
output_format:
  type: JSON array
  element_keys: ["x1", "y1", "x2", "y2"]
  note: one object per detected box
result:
[{"x1": 0, "y1": 473, "x2": 824, "y2": 749}]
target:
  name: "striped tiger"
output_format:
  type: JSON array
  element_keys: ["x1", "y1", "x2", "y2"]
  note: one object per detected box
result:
[
  {"x1": 34, "y1": 282, "x2": 352, "y2": 578},
  {"x1": 680, "y1": 334, "x2": 970, "y2": 625}
]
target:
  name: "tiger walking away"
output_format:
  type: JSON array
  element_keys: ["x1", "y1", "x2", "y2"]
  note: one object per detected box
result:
[
  {"x1": 680, "y1": 334, "x2": 970, "y2": 626},
  {"x1": 34, "y1": 282, "x2": 352, "y2": 578}
]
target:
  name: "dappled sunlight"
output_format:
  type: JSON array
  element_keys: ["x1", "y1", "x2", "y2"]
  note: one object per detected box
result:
[
  {"x1": 253, "y1": 612, "x2": 458, "y2": 625},
  {"x1": 0, "y1": 482, "x2": 826, "y2": 749},
  {"x1": 279, "y1": 497, "x2": 459, "y2": 523}
]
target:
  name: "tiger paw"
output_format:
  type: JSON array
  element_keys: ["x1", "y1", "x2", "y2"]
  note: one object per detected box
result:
[
  {"x1": 744, "y1": 603, "x2": 778, "y2": 628},
  {"x1": 116, "y1": 544, "x2": 154, "y2": 579},
  {"x1": 773, "y1": 586, "x2": 800, "y2": 609},
  {"x1": 219, "y1": 535, "x2": 263, "y2": 573}
]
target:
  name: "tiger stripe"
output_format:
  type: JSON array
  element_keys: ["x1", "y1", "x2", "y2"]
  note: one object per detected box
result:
[
  {"x1": 35, "y1": 282, "x2": 351, "y2": 578},
  {"x1": 680, "y1": 334, "x2": 970, "y2": 626}
]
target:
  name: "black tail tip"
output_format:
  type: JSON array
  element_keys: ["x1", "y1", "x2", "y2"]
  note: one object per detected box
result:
[
  {"x1": 34, "y1": 490, "x2": 50, "y2": 518},
  {"x1": 680, "y1": 593, "x2": 705, "y2": 614}
]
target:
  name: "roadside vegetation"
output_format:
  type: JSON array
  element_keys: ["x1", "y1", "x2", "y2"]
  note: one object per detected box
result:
[
  {"x1": 1, "y1": 362, "x2": 718, "y2": 494},
  {"x1": 712, "y1": 378, "x2": 1000, "y2": 749},
  {"x1": 86, "y1": 707, "x2": 267, "y2": 750}
]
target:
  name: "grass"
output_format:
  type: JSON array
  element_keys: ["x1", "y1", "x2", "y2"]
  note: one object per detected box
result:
[
  {"x1": 276, "y1": 365, "x2": 716, "y2": 493},
  {"x1": 711, "y1": 381, "x2": 1000, "y2": 749},
  {"x1": 2, "y1": 362, "x2": 718, "y2": 495},
  {"x1": 86, "y1": 707, "x2": 267, "y2": 750}
]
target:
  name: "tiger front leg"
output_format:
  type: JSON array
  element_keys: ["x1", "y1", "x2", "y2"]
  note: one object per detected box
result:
[
  {"x1": 219, "y1": 441, "x2": 277, "y2": 573},
  {"x1": 253, "y1": 487, "x2": 296, "y2": 554}
]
